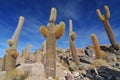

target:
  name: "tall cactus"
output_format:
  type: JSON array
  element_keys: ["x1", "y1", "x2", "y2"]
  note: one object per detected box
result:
[
  {"x1": 96, "y1": 5, "x2": 120, "y2": 50},
  {"x1": 2, "y1": 16, "x2": 24, "y2": 71},
  {"x1": 69, "y1": 19, "x2": 80, "y2": 65},
  {"x1": 40, "y1": 8, "x2": 65, "y2": 79},
  {"x1": 91, "y1": 34, "x2": 102, "y2": 59}
]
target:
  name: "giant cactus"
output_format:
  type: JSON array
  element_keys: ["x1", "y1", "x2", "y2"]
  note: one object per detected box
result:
[
  {"x1": 69, "y1": 19, "x2": 80, "y2": 65},
  {"x1": 40, "y1": 8, "x2": 65, "y2": 79},
  {"x1": 96, "y1": 5, "x2": 120, "y2": 50},
  {"x1": 2, "y1": 16, "x2": 24, "y2": 71},
  {"x1": 91, "y1": 34, "x2": 102, "y2": 59}
]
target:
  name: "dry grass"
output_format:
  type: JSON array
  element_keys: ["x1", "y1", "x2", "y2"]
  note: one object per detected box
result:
[{"x1": 91, "y1": 59, "x2": 108, "y2": 68}]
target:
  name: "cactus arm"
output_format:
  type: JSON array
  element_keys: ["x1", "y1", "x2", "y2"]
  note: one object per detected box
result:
[
  {"x1": 40, "y1": 26, "x2": 48, "y2": 38},
  {"x1": 69, "y1": 19, "x2": 80, "y2": 65},
  {"x1": 71, "y1": 32, "x2": 76, "y2": 41},
  {"x1": 96, "y1": 9, "x2": 105, "y2": 21},
  {"x1": 69, "y1": 19, "x2": 73, "y2": 34},
  {"x1": 91, "y1": 34, "x2": 102, "y2": 59},
  {"x1": 10, "y1": 50, "x2": 19, "y2": 59},
  {"x1": 11, "y1": 16, "x2": 24, "y2": 49},
  {"x1": 104, "y1": 5, "x2": 110, "y2": 19},
  {"x1": 55, "y1": 22, "x2": 65, "y2": 39},
  {"x1": 49, "y1": 7, "x2": 56, "y2": 22}
]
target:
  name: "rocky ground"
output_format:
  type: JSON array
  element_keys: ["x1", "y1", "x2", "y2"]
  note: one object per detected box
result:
[{"x1": 0, "y1": 45, "x2": 120, "y2": 80}]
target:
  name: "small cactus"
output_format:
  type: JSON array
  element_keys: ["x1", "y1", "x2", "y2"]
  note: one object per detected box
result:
[
  {"x1": 22, "y1": 48, "x2": 27, "y2": 57},
  {"x1": 2, "y1": 16, "x2": 24, "y2": 71},
  {"x1": 91, "y1": 34, "x2": 102, "y2": 59},
  {"x1": 69, "y1": 19, "x2": 80, "y2": 65},
  {"x1": 40, "y1": 8, "x2": 65, "y2": 79},
  {"x1": 21, "y1": 43, "x2": 32, "y2": 63},
  {"x1": 96, "y1": 5, "x2": 120, "y2": 50}
]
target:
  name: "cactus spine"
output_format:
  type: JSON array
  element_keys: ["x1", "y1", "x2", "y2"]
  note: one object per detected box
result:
[
  {"x1": 40, "y1": 8, "x2": 65, "y2": 79},
  {"x1": 2, "y1": 16, "x2": 24, "y2": 71},
  {"x1": 91, "y1": 34, "x2": 102, "y2": 59},
  {"x1": 69, "y1": 19, "x2": 80, "y2": 65},
  {"x1": 96, "y1": 5, "x2": 120, "y2": 50}
]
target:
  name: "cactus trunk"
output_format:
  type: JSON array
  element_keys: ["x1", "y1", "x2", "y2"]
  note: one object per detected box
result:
[
  {"x1": 40, "y1": 8, "x2": 65, "y2": 79},
  {"x1": 1, "y1": 55, "x2": 6, "y2": 71},
  {"x1": 5, "y1": 49, "x2": 16, "y2": 71},
  {"x1": 70, "y1": 39, "x2": 80, "y2": 65},
  {"x1": 69, "y1": 20, "x2": 80, "y2": 65},
  {"x1": 91, "y1": 34, "x2": 102, "y2": 59},
  {"x1": 2, "y1": 16, "x2": 24, "y2": 71},
  {"x1": 103, "y1": 20, "x2": 119, "y2": 49},
  {"x1": 46, "y1": 22, "x2": 56, "y2": 78}
]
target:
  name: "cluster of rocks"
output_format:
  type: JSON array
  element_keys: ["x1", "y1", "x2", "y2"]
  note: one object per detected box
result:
[
  {"x1": 57, "y1": 45, "x2": 120, "y2": 80},
  {"x1": 0, "y1": 45, "x2": 120, "y2": 80}
]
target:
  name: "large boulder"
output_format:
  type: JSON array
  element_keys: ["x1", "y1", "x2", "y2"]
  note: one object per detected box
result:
[{"x1": 17, "y1": 63, "x2": 45, "y2": 80}]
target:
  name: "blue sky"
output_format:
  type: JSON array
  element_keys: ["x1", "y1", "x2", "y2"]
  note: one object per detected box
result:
[{"x1": 0, "y1": 0, "x2": 120, "y2": 57}]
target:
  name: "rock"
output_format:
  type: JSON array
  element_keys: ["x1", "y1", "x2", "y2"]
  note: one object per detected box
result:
[
  {"x1": 111, "y1": 62, "x2": 120, "y2": 69},
  {"x1": 83, "y1": 77, "x2": 90, "y2": 80},
  {"x1": 106, "y1": 75, "x2": 116, "y2": 80},
  {"x1": 98, "y1": 66, "x2": 120, "y2": 78},
  {"x1": 17, "y1": 63, "x2": 46, "y2": 80},
  {"x1": 29, "y1": 54, "x2": 36, "y2": 62},
  {"x1": 84, "y1": 49, "x2": 95, "y2": 57},
  {"x1": 47, "y1": 77, "x2": 54, "y2": 80},
  {"x1": 116, "y1": 77, "x2": 120, "y2": 80},
  {"x1": 16, "y1": 56, "x2": 25, "y2": 64},
  {"x1": 66, "y1": 71, "x2": 74, "y2": 80},
  {"x1": 0, "y1": 71, "x2": 6, "y2": 79},
  {"x1": 86, "y1": 69, "x2": 96, "y2": 79},
  {"x1": 73, "y1": 71, "x2": 84, "y2": 80},
  {"x1": 115, "y1": 50, "x2": 120, "y2": 55},
  {"x1": 80, "y1": 70, "x2": 86, "y2": 76},
  {"x1": 100, "y1": 45, "x2": 110, "y2": 51},
  {"x1": 77, "y1": 48, "x2": 86, "y2": 57},
  {"x1": 0, "y1": 71, "x2": 6, "y2": 75},
  {"x1": 95, "y1": 75, "x2": 105, "y2": 80},
  {"x1": 34, "y1": 52, "x2": 44, "y2": 63},
  {"x1": 80, "y1": 56, "x2": 94, "y2": 64},
  {"x1": 112, "y1": 57, "x2": 117, "y2": 61}
]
